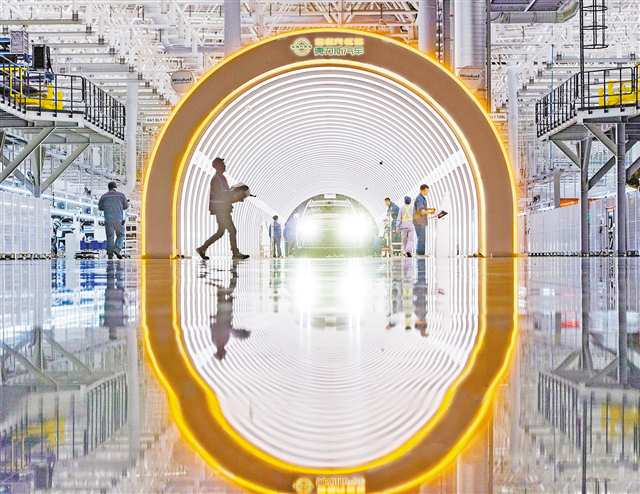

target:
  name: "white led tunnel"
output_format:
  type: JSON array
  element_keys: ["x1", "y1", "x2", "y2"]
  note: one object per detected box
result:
[{"x1": 179, "y1": 67, "x2": 478, "y2": 257}]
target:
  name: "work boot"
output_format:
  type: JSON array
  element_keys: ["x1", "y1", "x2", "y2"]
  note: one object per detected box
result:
[
  {"x1": 232, "y1": 252, "x2": 250, "y2": 260},
  {"x1": 195, "y1": 246, "x2": 210, "y2": 260},
  {"x1": 114, "y1": 251, "x2": 124, "y2": 259}
]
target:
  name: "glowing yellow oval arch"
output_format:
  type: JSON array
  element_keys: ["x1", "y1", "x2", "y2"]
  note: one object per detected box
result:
[
  {"x1": 141, "y1": 28, "x2": 516, "y2": 259},
  {"x1": 141, "y1": 28, "x2": 518, "y2": 493}
]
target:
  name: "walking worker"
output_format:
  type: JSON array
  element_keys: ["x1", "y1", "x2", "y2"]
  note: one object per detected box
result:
[
  {"x1": 413, "y1": 184, "x2": 435, "y2": 256},
  {"x1": 196, "y1": 157, "x2": 250, "y2": 261},
  {"x1": 269, "y1": 215, "x2": 283, "y2": 258},
  {"x1": 98, "y1": 181, "x2": 129, "y2": 259},
  {"x1": 399, "y1": 196, "x2": 415, "y2": 257}
]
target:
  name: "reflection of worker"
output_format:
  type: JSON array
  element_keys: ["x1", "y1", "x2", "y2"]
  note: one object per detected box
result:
[
  {"x1": 196, "y1": 158, "x2": 250, "y2": 261},
  {"x1": 386, "y1": 258, "x2": 418, "y2": 331},
  {"x1": 413, "y1": 258, "x2": 428, "y2": 336},
  {"x1": 104, "y1": 260, "x2": 126, "y2": 340},
  {"x1": 270, "y1": 259, "x2": 283, "y2": 313},
  {"x1": 98, "y1": 182, "x2": 129, "y2": 259},
  {"x1": 209, "y1": 261, "x2": 251, "y2": 360},
  {"x1": 399, "y1": 196, "x2": 415, "y2": 257},
  {"x1": 269, "y1": 215, "x2": 283, "y2": 258},
  {"x1": 413, "y1": 184, "x2": 435, "y2": 257}
]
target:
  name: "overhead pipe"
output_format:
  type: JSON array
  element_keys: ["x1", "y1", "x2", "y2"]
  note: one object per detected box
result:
[{"x1": 491, "y1": 0, "x2": 580, "y2": 23}]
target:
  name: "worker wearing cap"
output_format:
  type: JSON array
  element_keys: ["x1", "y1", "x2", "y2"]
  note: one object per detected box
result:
[
  {"x1": 196, "y1": 157, "x2": 250, "y2": 260},
  {"x1": 98, "y1": 181, "x2": 129, "y2": 259},
  {"x1": 269, "y1": 215, "x2": 283, "y2": 258}
]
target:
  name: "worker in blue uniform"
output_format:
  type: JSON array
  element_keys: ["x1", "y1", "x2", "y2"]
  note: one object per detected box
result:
[
  {"x1": 98, "y1": 181, "x2": 129, "y2": 259},
  {"x1": 384, "y1": 197, "x2": 400, "y2": 230},
  {"x1": 413, "y1": 184, "x2": 434, "y2": 256},
  {"x1": 269, "y1": 215, "x2": 283, "y2": 258}
]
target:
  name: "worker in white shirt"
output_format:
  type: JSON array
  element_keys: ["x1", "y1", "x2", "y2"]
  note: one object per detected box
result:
[{"x1": 399, "y1": 196, "x2": 415, "y2": 257}]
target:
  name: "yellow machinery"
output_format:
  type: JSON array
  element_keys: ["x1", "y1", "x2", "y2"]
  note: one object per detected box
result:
[
  {"x1": 0, "y1": 64, "x2": 64, "y2": 111},
  {"x1": 596, "y1": 68, "x2": 640, "y2": 107}
]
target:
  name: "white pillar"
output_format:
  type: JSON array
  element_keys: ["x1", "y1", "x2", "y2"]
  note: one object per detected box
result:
[
  {"x1": 454, "y1": 0, "x2": 487, "y2": 100},
  {"x1": 124, "y1": 81, "x2": 138, "y2": 195},
  {"x1": 454, "y1": 0, "x2": 486, "y2": 70},
  {"x1": 418, "y1": 0, "x2": 437, "y2": 56},
  {"x1": 507, "y1": 65, "x2": 520, "y2": 182},
  {"x1": 224, "y1": 0, "x2": 242, "y2": 56}
]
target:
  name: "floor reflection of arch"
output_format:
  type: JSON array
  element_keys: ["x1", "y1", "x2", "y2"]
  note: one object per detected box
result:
[{"x1": 143, "y1": 258, "x2": 516, "y2": 492}]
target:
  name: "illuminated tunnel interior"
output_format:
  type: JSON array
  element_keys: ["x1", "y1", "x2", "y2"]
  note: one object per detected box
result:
[{"x1": 179, "y1": 66, "x2": 478, "y2": 258}]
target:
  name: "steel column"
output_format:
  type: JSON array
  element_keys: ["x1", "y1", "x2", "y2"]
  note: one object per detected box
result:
[
  {"x1": 32, "y1": 146, "x2": 42, "y2": 198},
  {"x1": 617, "y1": 259, "x2": 628, "y2": 386},
  {"x1": 486, "y1": 0, "x2": 492, "y2": 111},
  {"x1": 580, "y1": 138, "x2": 591, "y2": 254},
  {"x1": 616, "y1": 123, "x2": 627, "y2": 255},
  {"x1": 580, "y1": 258, "x2": 593, "y2": 370},
  {"x1": 124, "y1": 81, "x2": 138, "y2": 195},
  {"x1": 507, "y1": 65, "x2": 519, "y2": 181},
  {"x1": 442, "y1": 0, "x2": 452, "y2": 67}
]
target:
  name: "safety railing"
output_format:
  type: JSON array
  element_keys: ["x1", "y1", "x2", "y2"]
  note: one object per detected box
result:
[
  {"x1": 536, "y1": 64, "x2": 640, "y2": 138},
  {"x1": 0, "y1": 56, "x2": 125, "y2": 140},
  {"x1": 535, "y1": 73, "x2": 581, "y2": 137}
]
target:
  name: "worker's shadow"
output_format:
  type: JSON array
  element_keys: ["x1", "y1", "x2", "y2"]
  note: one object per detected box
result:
[{"x1": 205, "y1": 260, "x2": 251, "y2": 361}]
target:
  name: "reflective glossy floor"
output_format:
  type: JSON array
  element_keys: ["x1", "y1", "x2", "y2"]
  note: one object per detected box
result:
[{"x1": 1, "y1": 257, "x2": 639, "y2": 493}]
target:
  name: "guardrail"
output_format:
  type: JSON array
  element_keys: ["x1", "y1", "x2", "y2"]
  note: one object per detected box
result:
[
  {"x1": 0, "y1": 56, "x2": 125, "y2": 140},
  {"x1": 536, "y1": 64, "x2": 640, "y2": 137}
]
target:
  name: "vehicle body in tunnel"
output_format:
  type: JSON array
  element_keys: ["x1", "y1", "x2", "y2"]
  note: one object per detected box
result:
[{"x1": 296, "y1": 195, "x2": 376, "y2": 255}]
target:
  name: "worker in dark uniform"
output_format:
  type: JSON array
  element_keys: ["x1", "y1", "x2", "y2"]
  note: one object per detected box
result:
[
  {"x1": 384, "y1": 197, "x2": 400, "y2": 230},
  {"x1": 196, "y1": 157, "x2": 250, "y2": 260},
  {"x1": 98, "y1": 181, "x2": 129, "y2": 259},
  {"x1": 269, "y1": 215, "x2": 283, "y2": 258}
]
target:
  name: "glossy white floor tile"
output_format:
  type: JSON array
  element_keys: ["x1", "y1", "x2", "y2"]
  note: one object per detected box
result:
[{"x1": 0, "y1": 257, "x2": 638, "y2": 493}]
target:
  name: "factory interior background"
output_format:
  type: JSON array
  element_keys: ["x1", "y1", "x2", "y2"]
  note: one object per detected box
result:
[{"x1": 1, "y1": 1, "x2": 640, "y2": 493}]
